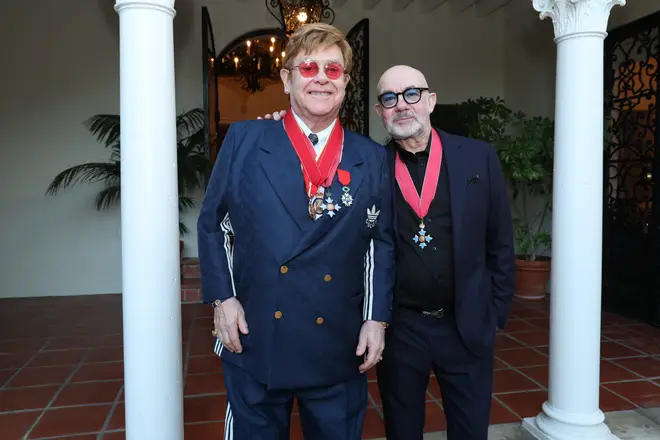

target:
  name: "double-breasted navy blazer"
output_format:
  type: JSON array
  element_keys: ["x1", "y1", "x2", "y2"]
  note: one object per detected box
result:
[
  {"x1": 197, "y1": 120, "x2": 396, "y2": 390},
  {"x1": 386, "y1": 129, "x2": 516, "y2": 356}
]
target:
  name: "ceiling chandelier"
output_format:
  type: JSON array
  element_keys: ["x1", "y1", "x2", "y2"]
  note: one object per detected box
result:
[
  {"x1": 216, "y1": 0, "x2": 335, "y2": 94},
  {"x1": 266, "y1": 0, "x2": 336, "y2": 36},
  {"x1": 217, "y1": 34, "x2": 287, "y2": 94}
]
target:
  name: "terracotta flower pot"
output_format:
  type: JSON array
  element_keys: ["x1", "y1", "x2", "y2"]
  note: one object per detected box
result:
[{"x1": 515, "y1": 256, "x2": 551, "y2": 300}]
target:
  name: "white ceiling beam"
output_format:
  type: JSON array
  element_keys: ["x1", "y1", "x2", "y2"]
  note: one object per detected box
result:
[
  {"x1": 364, "y1": 0, "x2": 383, "y2": 10},
  {"x1": 392, "y1": 0, "x2": 414, "y2": 11},
  {"x1": 418, "y1": 0, "x2": 449, "y2": 13},
  {"x1": 449, "y1": 0, "x2": 479, "y2": 13},
  {"x1": 332, "y1": 0, "x2": 348, "y2": 8},
  {"x1": 474, "y1": 0, "x2": 513, "y2": 16}
]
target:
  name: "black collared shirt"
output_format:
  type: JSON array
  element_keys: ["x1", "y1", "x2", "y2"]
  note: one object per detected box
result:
[{"x1": 392, "y1": 135, "x2": 455, "y2": 311}]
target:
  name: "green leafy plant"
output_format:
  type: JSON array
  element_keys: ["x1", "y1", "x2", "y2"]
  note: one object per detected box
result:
[
  {"x1": 457, "y1": 97, "x2": 554, "y2": 261},
  {"x1": 46, "y1": 108, "x2": 210, "y2": 235}
]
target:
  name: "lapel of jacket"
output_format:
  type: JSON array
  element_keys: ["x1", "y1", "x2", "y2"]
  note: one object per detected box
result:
[
  {"x1": 437, "y1": 129, "x2": 467, "y2": 254},
  {"x1": 288, "y1": 133, "x2": 365, "y2": 260},
  {"x1": 258, "y1": 122, "x2": 309, "y2": 234}
]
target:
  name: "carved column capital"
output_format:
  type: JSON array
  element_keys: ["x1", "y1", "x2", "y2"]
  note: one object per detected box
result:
[
  {"x1": 532, "y1": 0, "x2": 626, "y2": 40},
  {"x1": 115, "y1": 0, "x2": 176, "y2": 16}
]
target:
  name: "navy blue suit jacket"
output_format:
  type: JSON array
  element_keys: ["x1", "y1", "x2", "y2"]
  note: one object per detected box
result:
[
  {"x1": 197, "y1": 120, "x2": 395, "y2": 390},
  {"x1": 387, "y1": 129, "x2": 515, "y2": 356}
]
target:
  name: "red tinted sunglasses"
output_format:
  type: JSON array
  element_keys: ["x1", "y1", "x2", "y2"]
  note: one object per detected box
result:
[{"x1": 292, "y1": 60, "x2": 346, "y2": 80}]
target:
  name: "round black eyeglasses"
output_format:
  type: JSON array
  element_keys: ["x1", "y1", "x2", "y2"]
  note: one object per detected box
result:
[{"x1": 377, "y1": 87, "x2": 429, "y2": 108}]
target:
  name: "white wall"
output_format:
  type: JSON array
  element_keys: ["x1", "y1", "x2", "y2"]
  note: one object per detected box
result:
[
  {"x1": 0, "y1": 0, "x2": 505, "y2": 298},
  {"x1": 503, "y1": 0, "x2": 660, "y2": 119}
]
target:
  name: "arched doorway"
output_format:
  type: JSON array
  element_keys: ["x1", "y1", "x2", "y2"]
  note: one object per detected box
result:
[{"x1": 202, "y1": 7, "x2": 370, "y2": 167}]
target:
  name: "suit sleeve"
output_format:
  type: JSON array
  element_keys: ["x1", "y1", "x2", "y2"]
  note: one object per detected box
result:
[
  {"x1": 363, "y1": 151, "x2": 396, "y2": 324},
  {"x1": 486, "y1": 144, "x2": 516, "y2": 329},
  {"x1": 197, "y1": 124, "x2": 238, "y2": 304}
]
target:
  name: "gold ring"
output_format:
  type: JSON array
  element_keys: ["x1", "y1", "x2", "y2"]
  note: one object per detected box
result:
[{"x1": 212, "y1": 330, "x2": 219, "y2": 337}]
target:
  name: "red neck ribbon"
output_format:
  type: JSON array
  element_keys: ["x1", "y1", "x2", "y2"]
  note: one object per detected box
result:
[
  {"x1": 282, "y1": 109, "x2": 344, "y2": 197},
  {"x1": 394, "y1": 129, "x2": 443, "y2": 220}
]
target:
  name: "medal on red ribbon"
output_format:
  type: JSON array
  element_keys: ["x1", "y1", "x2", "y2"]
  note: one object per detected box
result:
[
  {"x1": 282, "y1": 109, "x2": 344, "y2": 220},
  {"x1": 337, "y1": 169, "x2": 353, "y2": 207},
  {"x1": 308, "y1": 188, "x2": 326, "y2": 220},
  {"x1": 394, "y1": 129, "x2": 443, "y2": 249},
  {"x1": 321, "y1": 194, "x2": 341, "y2": 217}
]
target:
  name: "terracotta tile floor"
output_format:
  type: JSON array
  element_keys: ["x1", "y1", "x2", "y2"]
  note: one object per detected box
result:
[{"x1": 2, "y1": 295, "x2": 660, "y2": 439}]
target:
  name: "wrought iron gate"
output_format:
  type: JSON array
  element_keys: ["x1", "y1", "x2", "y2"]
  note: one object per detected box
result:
[
  {"x1": 603, "y1": 12, "x2": 660, "y2": 326},
  {"x1": 340, "y1": 19, "x2": 370, "y2": 136}
]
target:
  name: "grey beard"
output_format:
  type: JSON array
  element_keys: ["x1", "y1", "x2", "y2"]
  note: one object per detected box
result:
[
  {"x1": 389, "y1": 131, "x2": 409, "y2": 140},
  {"x1": 388, "y1": 124, "x2": 422, "y2": 140}
]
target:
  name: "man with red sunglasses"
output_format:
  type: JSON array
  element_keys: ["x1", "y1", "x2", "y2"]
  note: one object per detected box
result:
[
  {"x1": 197, "y1": 23, "x2": 395, "y2": 440},
  {"x1": 261, "y1": 65, "x2": 515, "y2": 440}
]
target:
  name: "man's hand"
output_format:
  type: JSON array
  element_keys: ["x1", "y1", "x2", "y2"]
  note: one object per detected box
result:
[
  {"x1": 213, "y1": 297, "x2": 249, "y2": 353},
  {"x1": 256, "y1": 110, "x2": 288, "y2": 121},
  {"x1": 356, "y1": 320, "x2": 386, "y2": 373}
]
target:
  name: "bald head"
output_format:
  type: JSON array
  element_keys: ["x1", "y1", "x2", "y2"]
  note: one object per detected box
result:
[
  {"x1": 375, "y1": 65, "x2": 436, "y2": 145},
  {"x1": 377, "y1": 65, "x2": 428, "y2": 95}
]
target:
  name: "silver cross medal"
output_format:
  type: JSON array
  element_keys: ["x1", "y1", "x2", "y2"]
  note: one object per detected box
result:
[
  {"x1": 321, "y1": 196, "x2": 341, "y2": 218},
  {"x1": 341, "y1": 186, "x2": 353, "y2": 206}
]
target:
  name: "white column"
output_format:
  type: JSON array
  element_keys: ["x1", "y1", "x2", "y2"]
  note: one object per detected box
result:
[
  {"x1": 115, "y1": 1, "x2": 183, "y2": 439},
  {"x1": 522, "y1": 1, "x2": 625, "y2": 439}
]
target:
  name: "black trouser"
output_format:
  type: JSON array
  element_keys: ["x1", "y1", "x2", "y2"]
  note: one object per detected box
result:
[{"x1": 376, "y1": 306, "x2": 494, "y2": 440}]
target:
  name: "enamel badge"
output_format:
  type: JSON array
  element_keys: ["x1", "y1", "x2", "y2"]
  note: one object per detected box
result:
[
  {"x1": 413, "y1": 221, "x2": 433, "y2": 249},
  {"x1": 337, "y1": 169, "x2": 353, "y2": 207},
  {"x1": 308, "y1": 187, "x2": 325, "y2": 220},
  {"x1": 321, "y1": 196, "x2": 341, "y2": 218}
]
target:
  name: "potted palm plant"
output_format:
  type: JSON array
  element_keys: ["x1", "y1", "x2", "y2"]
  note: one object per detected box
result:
[
  {"x1": 46, "y1": 108, "x2": 210, "y2": 263},
  {"x1": 458, "y1": 97, "x2": 554, "y2": 299}
]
